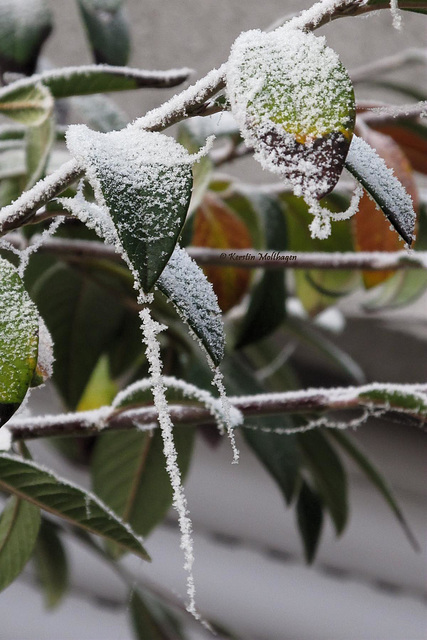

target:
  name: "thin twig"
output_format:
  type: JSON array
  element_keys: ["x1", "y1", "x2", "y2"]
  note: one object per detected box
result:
[{"x1": 7, "y1": 383, "x2": 427, "y2": 441}]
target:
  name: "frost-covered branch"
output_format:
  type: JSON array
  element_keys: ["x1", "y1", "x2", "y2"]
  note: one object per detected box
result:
[
  {"x1": 5, "y1": 235, "x2": 427, "y2": 271},
  {"x1": 0, "y1": 160, "x2": 83, "y2": 236},
  {"x1": 360, "y1": 100, "x2": 427, "y2": 125},
  {"x1": 7, "y1": 383, "x2": 427, "y2": 442}
]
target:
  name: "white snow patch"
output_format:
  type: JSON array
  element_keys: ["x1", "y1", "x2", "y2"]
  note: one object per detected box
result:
[{"x1": 0, "y1": 426, "x2": 12, "y2": 451}]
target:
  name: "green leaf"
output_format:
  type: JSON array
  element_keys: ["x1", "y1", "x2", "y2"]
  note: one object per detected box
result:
[
  {"x1": 77, "y1": 0, "x2": 130, "y2": 66},
  {"x1": 0, "y1": 495, "x2": 41, "y2": 592},
  {"x1": 25, "y1": 114, "x2": 55, "y2": 188},
  {"x1": 130, "y1": 589, "x2": 186, "y2": 640},
  {"x1": 236, "y1": 194, "x2": 287, "y2": 348},
  {"x1": 0, "y1": 83, "x2": 53, "y2": 126},
  {"x1": 363, "y1": 269, "x2": 427, "y2": 310},
  {"x1": 296, "y1": 481, "x2": 324, "y2": 564},
  {"x1": 227, "y1": 28, "x2": 355, "y2": 198},
  {"x1": 0, "y1": 257, "x2": 39, "y2": 427},
  {"x1": 33, "y1": 519, "x2": 68, "y2": 608},
  {"x1": 0, "y1": 66, "x2": 191, "y2": 102},
  {"x1": 66, "y1": 126, "x2": 193, "y2": 292},
  {"x1": 157, "y1": 246, "x2": 225, "y2": 365},
  {"x1": 358, "y1": 387, "x2": 427, "y2": 414},
  {"x1": 243, "y1": 422, "x2": 300, "y2": 505},
  {"x1": 330, "y1": 430, "x2": 419, "y2": 550},
  {"x1": 93, "y1": 429, "x2": 194, "y2": 542},
  {"x1": 0, "y1": 0, "x2": 52, "y2": 76},
  {"x1": 32, "y1": 263, "x2": 125, "y2": 409},
  {"x1": 297, "y1": 430, "x2": 348, "y2": 535},
  {"x1": 345, "y1": 135, "x2": 416, "y2": 245},
  {"x1": 281, "y1": 193, "x2": 357, "y2": 314},
  {"x1": 0, "y1": 453, "x2": 150, "y2": 560}
]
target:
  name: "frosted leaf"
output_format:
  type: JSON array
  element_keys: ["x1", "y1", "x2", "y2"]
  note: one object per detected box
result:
[
  {"x1": 345, "y1": 135, "x2": 416, "y2": 245},
  {"x1": 0, "y1": 257, "x2": 39, "y2": 427},
  {"x1": 226, "y1": 27, "x2": 355, "y2": 200},
  {"x1": 59, "y1": 188, "x2": 118, "y2": 247},
  {"x1": 30, "y1": 316, "x2": 54, "y2": 388},
  {"x1": 66, "y1": 124, "x2": 198, "y2": 292},
  {"x1": 157, "y1": 246, "x2": 225, "y2": 366}
]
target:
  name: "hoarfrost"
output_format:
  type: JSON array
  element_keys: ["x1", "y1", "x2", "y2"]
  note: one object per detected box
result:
[
  {"x1": 139, "y1": 307, "x2": 199, "y2": 620},
  {"x1": 0, "y1": 426, "x2": 12, "y2": 451},
  {"x1": 308, "y1": 183, "x2": 363, "y2": 239},
  {"x1": 390, "y1": 0, "x2": 403, "y2": 30},
  {"x1": 18, "y1": 215, "x2": 64, "y2": 277}
]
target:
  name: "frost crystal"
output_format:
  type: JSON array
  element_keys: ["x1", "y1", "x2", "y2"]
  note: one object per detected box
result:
[
  {"x1": 390, "y1": 0, "x2": 403, "y2": 30},
  {"x1": 226, "y1": 26, "x2": 354, "y2": 202}
]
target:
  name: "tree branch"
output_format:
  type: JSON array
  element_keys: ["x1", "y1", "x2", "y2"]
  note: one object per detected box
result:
[
  {"x1": 5, "y1": 235, "x2": 427, "y2": 271},
  {"x1": 7, "y1": 383, "x2": 427, "y2": 441}
]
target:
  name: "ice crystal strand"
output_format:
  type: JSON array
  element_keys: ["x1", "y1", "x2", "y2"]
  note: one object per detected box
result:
[
  {"x1": 212, "y1": 366, "x2": 240, "y2": 464},
  {"x1": 307, "y1": 183, "x2": 363, "y2": 240},
  {"x1": 390, "y1": 0, "x2": 402, "y2": 30},
  {"x1": 139, "y1": 306, "x2": 199, "y2": 619}
]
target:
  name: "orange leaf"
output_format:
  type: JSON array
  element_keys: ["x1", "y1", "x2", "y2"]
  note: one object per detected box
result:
[
  {"x1": 353, "y1": 128, "x2": 419, "y2": 288},
  {"x1": 371, "y1": 121, "x2": 427, "y2": 175},
  {"x1": 192, "y1": 192, "x2": 252, "y2": 312}
]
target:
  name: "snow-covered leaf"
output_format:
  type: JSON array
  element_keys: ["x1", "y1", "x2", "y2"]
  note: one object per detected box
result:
[
  {"x1": 0, "y1": 495, "x2": 41, "y2": 593},
  {"x1": 77, "y1": 0, "x2": 130, "y2": 66},
  {"x1": 0, "y1": 83, "x2": 53, "y2": 126},
  {"x1": 345, "y1": 134, "x2": 416, "y2": 245},
  {"x1": 0, "y1": 453, "x2": 150, "y2": 560},
  {"x1": 236, "y1": 194, "x2": 287, "y2": 347},
  {"x1": 296, "y1": 481, "x2": 324, "y2": 564},
  {"x1": 32, "y1": 263, "x2": 125, "y2": 409},
  {"x1": 330, "y1": 430, "x2": 419, "y2": 550},
  {"x1": 353, "y1": 130, "x2": 419, "y2": 288},
  {"x1": 192, "y1": 193, "x2": 252, "y2": 312},
  {"x1": 297, "y1": 430, "x2": 348, "y2": 535},
  {"x1": 157, "y1": 246, "x2": 225, "y2": 365},
  {"x1": 227, "y1": 27, "x2": 355, "y2": 199},
  {"x1": 66, "y1": 126, "x2": 194, "y2": 292},
  {"x1": 25, "y1": 113, "x2": 55, "y2": 188},
  {"x1": 0, "y1": 257, "x2": 39, "y2": 427},
  {"x1": 33, "y1": 519, "x2": 68, "y2": 609},
  {"x1": 0, "y1": 0, "x2": 52, "y2": 76}
]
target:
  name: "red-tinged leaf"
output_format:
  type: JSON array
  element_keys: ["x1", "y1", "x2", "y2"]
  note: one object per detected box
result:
[
  {"x1": 353, "y1": 129, "x2": 419, "y2": 288},
  {"x1": 192, "y1": 192, "x2": 252, "y2": 312},
  {"x1": 371, "y1": 120, "x2": 427, "y2": 175}
]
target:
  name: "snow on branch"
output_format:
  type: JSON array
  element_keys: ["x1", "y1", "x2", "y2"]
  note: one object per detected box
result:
[
  {"x1": 5, "y1": 235, "x2": 427, "y2": 271},
  {"x1": 7, "y1": 382, "x2": 427, "y2": 442}
]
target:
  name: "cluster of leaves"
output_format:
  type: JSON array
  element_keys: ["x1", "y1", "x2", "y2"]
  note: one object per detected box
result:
[{"x1": 0, "y1": 0, "x2": 426, "y2": 637}]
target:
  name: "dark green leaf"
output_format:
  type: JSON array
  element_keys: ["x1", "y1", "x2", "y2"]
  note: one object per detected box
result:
[
  {"x1": 243, "y1": 422, "x2": 300, "y2": 505},
  {"x1": 345, "y1": 135, "x2": 416, "y2": 245},
  {"x1": 157, "y1": 246, "x2": 225, "y2": 365},
  {"x1": 0, "y1": 453, "x2": 150, "y2": 560},
  {"x1": 33, "y1": 519, "x2": 68, "y2": 608},
  {"x1": 0, "y1": 83, "x2": 53, "y2": 126},
  {"x1": 227, "y1": 28, "x2": 355, "y2": 198},
  {"x1": 237, "y1": 194, "x2": 287, "y2": 348},
  {"x1": 0, "y1": 66, "x2": 191, "y2": 102},
  {"x1": 66, "y1": 126, "x2": 193, "y2": 292},
  {"x1": 77, "y1": 0, "x2": 131, "y2": 66},
  {"x1": 330, "y1": 430, "x2": 419, "y2": 550},
  {"x1": 297, "y1": 430, "x2": 348, "y2": 535},
  {"x1": 296, "y1": 481, "x2": 324, "y2": 564},
  {"x1": 32, "y1": 263, "x2": 125, "y2": 409},
  {"x1": 130, "y1": 589, "x2": 186, "y2": 640},
  {"x1": 0, "y1": 495, "x2": 41, "y2": 592},
  {"x1": 0, "y1": 257, "x2": 39, "y2": 426},
  {"x1": 0, "y1": 0, "x2": 52, "y2": 76}
]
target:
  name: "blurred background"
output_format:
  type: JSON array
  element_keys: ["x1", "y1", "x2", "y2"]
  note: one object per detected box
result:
[{"x1": 0, "y1": 1, "x2": 426, "y2": 638}]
